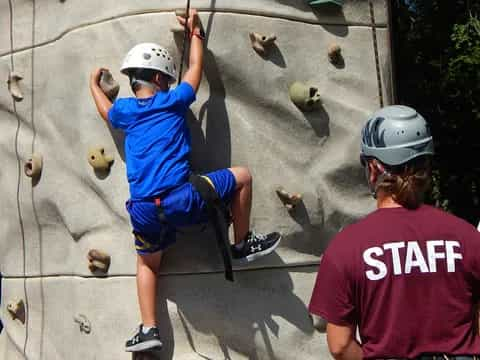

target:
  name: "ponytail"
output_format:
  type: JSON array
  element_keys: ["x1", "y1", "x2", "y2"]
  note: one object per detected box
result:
[{"x1": 375, "y1": 156, "x2": 431, "y2": 209}]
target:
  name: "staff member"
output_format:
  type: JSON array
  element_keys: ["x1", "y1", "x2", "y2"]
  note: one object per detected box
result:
[{"x1": 309, "y1": 105, "x2": 480, "y2": 360}]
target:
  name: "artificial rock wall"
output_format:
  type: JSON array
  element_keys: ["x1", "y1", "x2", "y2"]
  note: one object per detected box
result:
[{"x1": 0, "y1": 1, "x2": 393, "y2": 359}]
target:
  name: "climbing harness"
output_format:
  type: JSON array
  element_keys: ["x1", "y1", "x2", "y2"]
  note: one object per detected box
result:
[
  {"x1": 188, "y1": 174, "x2": 234, "y2": 282},
  {"x1": 368, "y1": 0, "x2": 384, "y2": 107},
  {"x1": 150, "y1": 174, "x2": 234, "y2": 281},
  {"x1": 177, "y1": 0, "x2": 191, "y2": 85}
]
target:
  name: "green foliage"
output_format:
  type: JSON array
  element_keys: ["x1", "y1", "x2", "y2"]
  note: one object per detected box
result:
[
  {"x1": 446, "y1": 15, "x2": 480, "y2": 120},
  {"x1": 394, "y1": 1, "x2": 480, "y2": 224}
]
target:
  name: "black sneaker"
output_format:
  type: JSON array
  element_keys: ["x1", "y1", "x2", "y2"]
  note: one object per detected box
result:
[
  {"x1": 231, "y1": 231, "x2": 282, "y2": 264},
  {"x1": 125, "y1": 325, "x2": 163, "y2": 352}
]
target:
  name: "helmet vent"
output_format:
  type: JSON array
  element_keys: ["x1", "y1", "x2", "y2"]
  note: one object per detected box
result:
[{"x1": 143, "y1": 53, "x2": 151, "y2": 60}]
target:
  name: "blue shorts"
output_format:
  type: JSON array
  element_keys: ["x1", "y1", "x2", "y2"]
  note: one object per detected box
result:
[{"x1": 126, "y1": 169, "x2": 236, "y2": 255}]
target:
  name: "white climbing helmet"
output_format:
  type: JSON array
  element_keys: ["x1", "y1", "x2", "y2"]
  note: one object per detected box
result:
[{"x1": 120, "y1": 43, "x2": 177, "y2": 83}]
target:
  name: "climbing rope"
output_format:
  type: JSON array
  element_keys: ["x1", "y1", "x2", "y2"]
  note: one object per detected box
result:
[
  {"x1": 8, "y1": 0, "x2": 30, "y2": 355},
  {"x1": 177, "y1": 0, "x2": 191, "y2": 85},
  {"x1": 29, "y1": 2, "x2": 46, "y2": 358},
  {"x1": 369, "y1": 0, "x2": 384, "y2": 107}
]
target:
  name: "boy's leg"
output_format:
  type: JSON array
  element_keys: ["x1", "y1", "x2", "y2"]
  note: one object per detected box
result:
[
  {"x1": 199, "y1": 166, "x2": 282, "y2": 263},
  {"x1": 136, "y1": 251, "x2": 163, "y2": 327},
  {"x1": 227, "y1": 166, "x2": 252, "y2": 244},
  {"x1": 125, "y1": 250, "x2": 164, "y2": 352}
]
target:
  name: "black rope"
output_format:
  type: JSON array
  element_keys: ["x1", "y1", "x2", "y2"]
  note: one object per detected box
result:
[
  {"x1": 177, "y1": 0, "x2": 191, "y2": 85},
  {"x1": 29, "y1": 1, "x2": 45, "y2": 358},
  {"x1": 369, "y1": 0, "x2": 384, "y2": 107}
]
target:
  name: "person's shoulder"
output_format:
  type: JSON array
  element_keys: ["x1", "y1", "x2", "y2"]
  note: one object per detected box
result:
[
  {"x1": 421, "y1": 204, "x2": 475, "y2": 230},
  {"x1": 112, "y1": 96, "x2": 136, "y2": 112}
]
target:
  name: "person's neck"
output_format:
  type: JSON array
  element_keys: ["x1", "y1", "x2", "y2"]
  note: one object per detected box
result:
[
  {"x1": 135, "y1": 82, "x2": 169, "y2": 99},
  {"x1": 136, "y1": 87, "x2": 156, "y2": 99},
  {"x1": 376, "y1": 193, "x2": 402, "y2": 209}
]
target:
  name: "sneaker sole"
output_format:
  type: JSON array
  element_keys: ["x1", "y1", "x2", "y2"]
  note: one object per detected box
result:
[
  {"x1": 233, "y1": 235, "x2": 282, "y2": 265},
  {"x1": 125, "y1": 339, "x2": 163, "y2": 352}
]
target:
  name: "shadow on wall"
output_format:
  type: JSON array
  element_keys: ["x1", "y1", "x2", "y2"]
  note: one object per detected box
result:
[
  {"x1": 133, "y1": 262, "x2": 315, "y2": 360},
  {"x1": 189, "y1": 49, "x2": 232, "y2": 172},
  {"x1": 276, "y1": 190, "x2": 358, "y2": 257},
  {"x1": 304, "y1": 105, "x2": 330, "y2": 138},
  {"x1": 275, "y1": 0, "x2": 349, "y2": 37},
  {"x1": 255, "y1": 42, "x2": 287, "y2": 69}
]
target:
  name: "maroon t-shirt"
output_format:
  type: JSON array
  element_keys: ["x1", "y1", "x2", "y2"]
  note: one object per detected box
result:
[{"x1": 309, "y1": 205, "x2": 480, "y2": 359}]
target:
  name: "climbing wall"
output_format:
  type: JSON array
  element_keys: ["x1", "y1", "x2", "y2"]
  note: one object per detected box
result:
[{"x1": 0, "y1": 0, "x2": 392, "y2": 359}]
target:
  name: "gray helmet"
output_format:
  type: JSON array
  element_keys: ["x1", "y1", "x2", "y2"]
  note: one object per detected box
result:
[{"x1": 360, "y1": 105, "x2": 434, "y2": 166}]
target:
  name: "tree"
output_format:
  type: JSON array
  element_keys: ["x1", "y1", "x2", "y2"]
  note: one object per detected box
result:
[{"x1": 393, "y1": 0, "x2": 480, "y2": 224}]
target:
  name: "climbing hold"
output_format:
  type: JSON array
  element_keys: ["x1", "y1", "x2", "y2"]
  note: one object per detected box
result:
[
  {"x1": 87, "y1": 146, "x2": 114, "y2": 172},
  {"x1": 249, "y1": 32, "x2": 277, "y2": 55},
  {"x1": 87, "y1": 249, "x2": 111, "y2": 274},
  {"x1": 171, "y1": 9, "x2": 186, "y2": 33},
  {"x1": 24, "y1": 154, "x2": 43, "y2": 179},
  {"x1": 327, "y1": 43, "x2": 342, "y2": 64},
  {"x1": 74, "y1": 314, "x2": 91, "y2": 334},
  {"x1": 308, "y1": 0, "x2": 344, "y2": 7},
  {"x1": 175, "y1": 8, "x2": 187, "y2": 17},
  {"x1": 7, "y1": 72, "x2": 24, "y2": 102},
  {"x1": 99, "y1": 70, "x2": 120, "y2": 102},
  {"x1": 7, "y1": 299, "x2": 25, "y2": 324},
  {"x1": 276, "y1": 187, "x2": 302, "y2": 210},
  {"x1": 289, "y1": 82, "x2": 322, "y2": 112}
]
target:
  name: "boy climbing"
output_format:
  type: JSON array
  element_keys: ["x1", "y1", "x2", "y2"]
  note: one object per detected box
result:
[{"x1": 89, "y1": 9, "x2": 281, "y2": 352}]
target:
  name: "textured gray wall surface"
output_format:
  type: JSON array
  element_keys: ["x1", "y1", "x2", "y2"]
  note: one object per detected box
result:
[{"x1": 0, "y1": 0, "x2": 391, "y2": 359}]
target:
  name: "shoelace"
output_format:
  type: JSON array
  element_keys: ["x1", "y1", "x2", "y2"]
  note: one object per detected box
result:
[
  {"x1": 246, "y1": 231, "x2": 267, "y2": 244},
  {"x1": 129, "y1": 325, "x2": 142, "y2": 339}
]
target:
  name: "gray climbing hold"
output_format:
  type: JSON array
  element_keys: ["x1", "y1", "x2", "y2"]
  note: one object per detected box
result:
[
  {"x1": 87, "y1": 249, "x2": 111, "y2": 274},
  {"x1": 87, "y1": 146, "x2": 114, "y2": 172},
  {"x1": 73, "y1": 314, "x2": 91, "y2": 334},
  {"x1": 171, "y1": 9, "x2": 187, "y2": 33},
  {"x1": 99, "y1": 70, "x2": 120, "y2": 102},
  {"x1": 7, "y1": 72, "x2": 24, "y2": 102},
  {"x1": 276, "y1": 187, "x2": 302, "y2": 210},
  {"x1": 7, "y1": 299, "x2": 25, "y2": 324},
  {"x1": 327, "y1": 43, "x2": 342, "y2": 64},
  {"x1": 24, "y1": 154, "x2": 43, "y2": 179},
  {"x1": 174, "y1": 9, "x2": 187, "y2": 17},
  {"x1": 249, "y1": 32, "x2": 277, "y2": 55},
  {"x1": 289, "y1": 82, "x2": 322, "y2": 112}
]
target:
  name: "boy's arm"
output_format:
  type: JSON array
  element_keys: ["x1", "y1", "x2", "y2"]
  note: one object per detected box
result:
[
  {"x1": 177, "y1": 9, "x2": 203, "y2": 92},
  {"x1": 89, "y1": 68, "x2": 113, "y2": 123}
]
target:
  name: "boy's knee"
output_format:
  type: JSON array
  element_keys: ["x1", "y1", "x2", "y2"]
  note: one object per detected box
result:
[
  {"x1": 231, "y1": 166, "x2": 252, "y2": 188},
  {"x1": 138, "y1": 252, "x2": 162, "y2": 274}
]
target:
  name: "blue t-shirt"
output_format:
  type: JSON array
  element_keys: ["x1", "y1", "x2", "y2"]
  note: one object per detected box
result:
[{"x1": 108, "y1": 82, "x2": 196, "y2": 200}]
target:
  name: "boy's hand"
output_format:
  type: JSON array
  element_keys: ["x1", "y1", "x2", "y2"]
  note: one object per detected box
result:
[
  {"x1": 176, "y1": 9, "x2": 200, "y2": 34},
  {"x1": 89, "y1": 67, "x2": 112, "y2": 123},
  {"x1": 90, "y1": 68, "x2": 108, "y2": 87}
]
